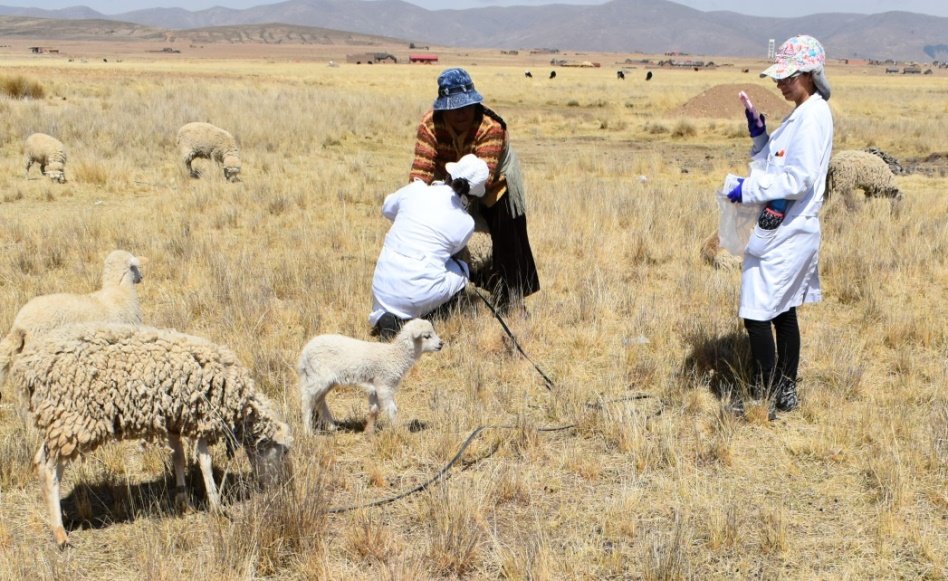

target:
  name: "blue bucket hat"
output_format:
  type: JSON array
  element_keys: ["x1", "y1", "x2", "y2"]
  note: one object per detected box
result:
[{"x1": 433, "y1": 68, "x2": 483, "y2": 111}]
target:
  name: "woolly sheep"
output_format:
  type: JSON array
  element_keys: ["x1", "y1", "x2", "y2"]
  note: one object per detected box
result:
[
  {"x1": 0, "y1": 250, "x2": 146, "y2": 396},
  {"x1": 453, "y1": 231, "x2": 493, "y2": 288},
  {"x1": 8, "y1": 323, "x2": 293, "y2": 547},
  {"x1": 826, "y1": 149, "x2": 902, "y2": 209},
  {"x1": 24, "y1": 133, "x2": 67, "y2": 183},
  {"x1": 176, "y1": 121, "x2": 242, "y2": 182},
  {"x1": 296, "y1": 319, "x2": 443, "y2": 435}
]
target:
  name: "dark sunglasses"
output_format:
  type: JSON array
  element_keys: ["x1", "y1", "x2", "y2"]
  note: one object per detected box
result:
[{"x1": 775, "y1": 72, "x2": 803, "y2": 85}]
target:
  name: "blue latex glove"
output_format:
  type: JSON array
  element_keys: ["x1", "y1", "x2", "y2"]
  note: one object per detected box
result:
[
  {"x1": 727, "y1": 178, "x2": 744, "y2": 203},
  {"x1": 745, "y1": 109, "x2": 766, "y2": 138}
]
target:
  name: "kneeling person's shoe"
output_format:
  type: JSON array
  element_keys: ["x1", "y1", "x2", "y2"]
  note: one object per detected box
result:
[{"x1": 374, "y1": 312, "x2": 403, "y2": 341}]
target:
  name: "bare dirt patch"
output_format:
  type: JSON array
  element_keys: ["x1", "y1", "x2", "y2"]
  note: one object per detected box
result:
[{"x1": 674, "y1": 83, "x2": 792, "y2": 121}]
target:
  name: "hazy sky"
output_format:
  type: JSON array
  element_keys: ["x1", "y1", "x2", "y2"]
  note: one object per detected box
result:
[{"x1": 8, "y1": 0, "x2": 948, "y2": 18}]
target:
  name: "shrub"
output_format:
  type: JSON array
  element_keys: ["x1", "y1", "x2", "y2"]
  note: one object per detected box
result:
[
  {"x1": 0, "y1": 75, "x2": 46, "y2": 99},
  {"x1": 671, "y1": 119, "x2": 697, "y2": 138}
]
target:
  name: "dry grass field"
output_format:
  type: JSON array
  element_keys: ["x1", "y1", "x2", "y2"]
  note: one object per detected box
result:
[{"x1": 0, "y1": 40, "x2": 946, "y2": 579}]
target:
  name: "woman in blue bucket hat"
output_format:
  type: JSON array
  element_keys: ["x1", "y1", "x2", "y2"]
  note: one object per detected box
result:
[{"x1": 410, "y1": 67, "x2": 539, "y2": 313}]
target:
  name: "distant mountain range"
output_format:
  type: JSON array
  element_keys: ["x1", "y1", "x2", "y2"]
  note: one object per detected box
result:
[{"x1": 0, "y1": 0, "x2": 945, "y2": 61}]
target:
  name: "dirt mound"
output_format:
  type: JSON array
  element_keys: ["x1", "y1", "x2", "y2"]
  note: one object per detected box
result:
[{"x1": 674, "y1": 83, "x2": 792, "y2": 121}]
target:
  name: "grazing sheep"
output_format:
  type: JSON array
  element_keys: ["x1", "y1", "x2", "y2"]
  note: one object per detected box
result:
[
  {"x1": 524, "y1": 70, "x2": 533, "y2": 78},
  {"x1": 549, "y1": 70, "x2": 557, "y2": 79},
  {"x1": 296, "y1": 318, "x2": 443, "y2": 435},
  {"x1": 8, "y1": 323, "x2": 293, "y2": 547},
  {"x1": 0, "y1": 250, "x2": 146, "y2": 396},
  {"x1": 826, "y1": 149, "x2": 902, "y2": 208},
  {"x1": 24, "y1": 133, "x2": 67, "y2": 183},
  {"x1": 176, "y1": 121, "x2": 241, "y2": 182},
  {"x1": 617, "y1": 70, "x2": 625, "y2": 80}
]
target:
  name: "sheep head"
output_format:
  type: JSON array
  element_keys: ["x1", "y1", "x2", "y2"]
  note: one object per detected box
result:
[
  {"x1": 102, "y1": 250, "x2": 147, "y2": 287},
  {"x1": 42, "y1": 159, "x2": 66, "y2": 183},
  {"x1": 397, "y1": 319, "x2": 444, "y2": 355},
  {"x1": 245, "y1": 419, "x2": 294, "y2": 489},
  {"x1": 223, "y1": 154, "x2": 241, "y2": 182}
]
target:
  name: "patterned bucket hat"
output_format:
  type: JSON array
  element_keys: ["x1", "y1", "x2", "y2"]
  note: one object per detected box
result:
[
  {"x1": 760, "y1": 35, "x2": 826, "y2": 80},
  {"x1": 433, "y1": 68, "x2": 483, "y2": 111}
]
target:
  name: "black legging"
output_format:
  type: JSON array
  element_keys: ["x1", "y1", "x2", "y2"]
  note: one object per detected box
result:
[
  {"x1": 743, "y1": 307, "x2": 800, "y2": 396},
  {"x1": 481, "y1": 200, "x2": 540, "y2": 306}
]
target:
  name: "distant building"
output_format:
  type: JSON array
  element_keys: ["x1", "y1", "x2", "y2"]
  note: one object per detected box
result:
[
  {"x1": 346, "y1": 52, "x2": 397, "y2": 64},
  {"x1": 409, "y1": 53, "x2": 439, "y2": 64},
  {"x1": 767, "y1": 39, "x2": 775, "y2": 60},
  {"x1": 29, "y1": 46, "x2": 59, "y2": 54}
]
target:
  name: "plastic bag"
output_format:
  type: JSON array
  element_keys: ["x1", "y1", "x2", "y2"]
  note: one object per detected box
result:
[{"x1": 717, "y1": 173, "x2": 763, "y2": 256}]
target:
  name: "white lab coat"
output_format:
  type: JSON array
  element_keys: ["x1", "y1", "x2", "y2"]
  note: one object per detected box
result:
[
  {"x1": 369, "y1": 180, "x2": 475, "y2": 326},
  {"x1": 738, "y1": 94, "x2": 833, "y2": 321}
]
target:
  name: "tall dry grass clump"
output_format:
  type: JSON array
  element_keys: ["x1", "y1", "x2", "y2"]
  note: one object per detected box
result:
[
  {"x1": 0, "y1": 75, "x2": 46, "y2": 99},
  {"x1": 0, "y1": 54, "x2": 945, "y2": 578}
]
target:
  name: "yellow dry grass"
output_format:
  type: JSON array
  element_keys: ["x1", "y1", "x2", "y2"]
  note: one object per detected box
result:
[{"x1": 0, "y1": 46, "x2": 946, "y2": 579}]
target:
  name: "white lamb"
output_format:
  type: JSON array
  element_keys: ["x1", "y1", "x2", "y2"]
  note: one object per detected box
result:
[
  {"x1": 24, "y1": 132, "x2": 67, "y2": 183},
  {"x1": 296, "y1": 318, "x2": 443, "y2": 435},
  {"x1": 0, "y1": 250, "x2": 146, "y2": 395},
  {"x1": 8, "y1": 323, "x2": 293, "y2": 547},
  {"x1": 176, "y1": 121, "x2": 242, "y2": 182}
]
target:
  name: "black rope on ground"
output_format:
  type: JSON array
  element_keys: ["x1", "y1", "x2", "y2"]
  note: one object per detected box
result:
[
  {"x1": 326, "y1": 422, "x2": 569, "y2": 514},
  {"x1": 324, "y1": 394, "x2": 664, "y2": 514},
  {"x1": 473, "y1": 289, "x2": 555, "y2": 390}
]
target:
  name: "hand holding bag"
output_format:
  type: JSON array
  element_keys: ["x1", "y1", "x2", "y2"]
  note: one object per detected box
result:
[{"x1": 717, "y1": 173, "x2": 763, "y2": 255}]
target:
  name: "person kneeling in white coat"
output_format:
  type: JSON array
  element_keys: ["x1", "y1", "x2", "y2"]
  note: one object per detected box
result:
[{"x1": 370, "y1": 154, "x2": 489, "y2": 340}]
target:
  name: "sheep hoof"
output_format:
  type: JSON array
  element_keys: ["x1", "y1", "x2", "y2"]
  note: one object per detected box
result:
[
  {"x1": 174, "y1": 491, "x2": 192, "y2": 514},
  {"x1": 54, "y1": 527, "x2": 70, "y2": 548}
]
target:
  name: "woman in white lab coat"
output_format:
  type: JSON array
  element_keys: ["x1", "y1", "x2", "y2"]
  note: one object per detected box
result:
[
  {"x1": 370, "y1": 154, "x2": 489, "y2": 340},
  {"x1": 725, "y1": 35, "x2": 834, "y2": 413}
]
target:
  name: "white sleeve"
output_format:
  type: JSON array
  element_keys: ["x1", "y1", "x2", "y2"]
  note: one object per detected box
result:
[{"x1": 381, "y1": 190, "x2": 403, "y2": 221}]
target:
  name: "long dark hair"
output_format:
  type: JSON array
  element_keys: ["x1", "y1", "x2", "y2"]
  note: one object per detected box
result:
[{"x1": 448, "y1": 177, "x2": 471, "y2": 197}]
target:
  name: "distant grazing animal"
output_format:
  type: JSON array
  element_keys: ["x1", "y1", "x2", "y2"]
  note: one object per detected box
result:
[
  {"x1": 0, "y1": 250, "x2": 146, "y2": 397},
  {"x1": 549, "y1": 70, "x2": 557, "y2": 79},
  {"x1": 645, "y1": 71, "x2": 653, "y2": 81},
  {"x1": 617, "y1": 70, "x2": 625, "y2": 80},
  {"x1": 9, "y1": 323, "x2": 293, "y2": 547},
  {"x1": 296, "y1": 319, "x2": 443, "y2": 435},
  {"x1": 524, "y1": 70, "x2": 533, "y2": 78},
  {"x1": 176, "y1": 121, "x2": 241, "y2": 182},
  {"x1": 24, "y1": 133, "x2": 67, "y2": 183},
  {"x1": 826, "y1": 149, "x2": 902, "y2": 209}
]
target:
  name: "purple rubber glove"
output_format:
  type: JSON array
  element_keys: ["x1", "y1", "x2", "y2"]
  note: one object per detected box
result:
[
  {"x1": 727, "y1": 177, "x2": 744, "y2": 203},
  {"x1": 745, "y1": 109, "x2": 766, "y2": 138}
]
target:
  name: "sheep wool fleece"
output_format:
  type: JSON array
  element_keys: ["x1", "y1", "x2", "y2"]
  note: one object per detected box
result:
[
  {"x1": 10, "y1": 324, "x2": 280, "y2": 460},
  {"x1": 738, "y1": 94, "x2": 834, "y2": 321}
]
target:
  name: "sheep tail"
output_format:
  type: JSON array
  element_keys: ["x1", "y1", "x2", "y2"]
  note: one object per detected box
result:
[{"x1": 0, "y1": 327, "x2": 27, "y2": 393}]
